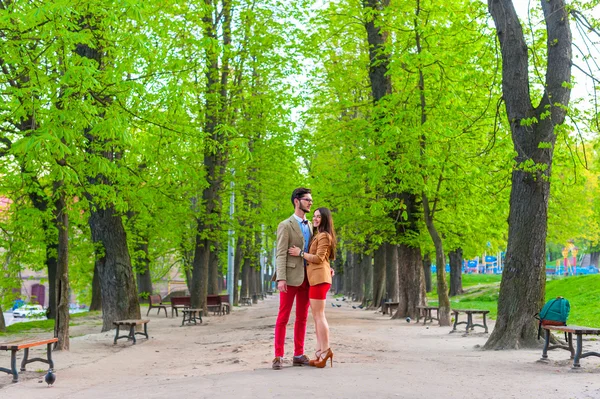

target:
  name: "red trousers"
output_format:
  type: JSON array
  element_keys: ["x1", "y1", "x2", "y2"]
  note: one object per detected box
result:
[{"x1": 274, "y1": 278, "x2": 310, "y2": 357}]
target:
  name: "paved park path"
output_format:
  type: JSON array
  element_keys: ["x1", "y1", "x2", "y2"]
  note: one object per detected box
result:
[{"x1": 2, "y1": 294, "x2": 600, "y2": 398}]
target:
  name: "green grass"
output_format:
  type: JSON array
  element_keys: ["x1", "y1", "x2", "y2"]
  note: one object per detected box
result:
[
  {"x1": 0, "y1": 311, "x2": 101, "y2": 336},
  {"x1": 426, "y1": 273, "x2": 600, "y2": 325},
  {"x1": 546, "y1": 275, "x2": 600, "y2": 326}
]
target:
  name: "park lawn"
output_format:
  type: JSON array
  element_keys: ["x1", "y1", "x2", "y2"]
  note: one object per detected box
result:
[
  {"x1": 427, "y1": 273, "x2": 600, "y2": 325},
  {"x1": 546, "y1": 274, "x2": 600, "y2": 327},
  {"x1": 0, "y1": 311, "x2": 100, "y2": 336}
]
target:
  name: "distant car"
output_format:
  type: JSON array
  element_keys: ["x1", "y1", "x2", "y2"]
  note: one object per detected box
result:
[{"x1": 12, "y1": 304, "x2": 45, "y2": 318}]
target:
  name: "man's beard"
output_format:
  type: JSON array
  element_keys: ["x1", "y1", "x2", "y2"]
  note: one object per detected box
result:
[{"x1": 300, "y1": 205, "x2": 310, "y2": 214}]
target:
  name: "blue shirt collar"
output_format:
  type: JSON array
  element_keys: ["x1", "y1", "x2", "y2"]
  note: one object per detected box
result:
[{"x1": 292, "y1": 214, "x2": 308, "y2": 224}]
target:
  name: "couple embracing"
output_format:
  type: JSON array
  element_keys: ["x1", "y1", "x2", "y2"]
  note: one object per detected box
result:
[{"x1": 272, "y1": 187, "x2": 336, "y2": 370}]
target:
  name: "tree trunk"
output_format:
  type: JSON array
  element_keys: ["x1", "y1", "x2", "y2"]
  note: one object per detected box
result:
[
  {"x1": 449, "y1": 248, "x2": 464, "y2": 297},
  {"x1": 0, "y1": 306, "x2": 5, "y2": 333},
  {"x1": 422, "y1": 193, "x2": 451, "y2": 326},
  {"x1": 352, "y1": 253, "x2": 365, "y2": 302},
  {"x1": 589, "y1": 251, "x2": 599, "y2": 267},
  {"x1": 28, "y1": 191, "x2": 57, "y2": 319},
  {"x1": 208, "y1": 243, "x2": 219, "y2": 295},
  {"x1": 344, "y1": 250, "x2": 353, "y2": 297},
  {"x1": 233, "y1": 236, "x2": 243, "y2": 305},
  {"x1": 136, "y1": 241, "x2": 153, "y2": 299},
  {"x1": 362, "y1": 253, "x2": 373, "y2": 307},
  {"x1": 88, "y1": 206, "x2": 140, "y2": 332},
  {"x1": 423, "y1": 252, "x2": 432, "y2": 293},
  {"x1": 240, "y1": 254, "x2": 250, "y2": 300},
  {"x1": 191, "y1": 0, "x2": 230, "y2": 310},
  {"x1": 412, "y1": 0, "x2": 451, "y2": 325},
  {"x1": 385, "y1": 243, "x2": 399, "y2": 302},
  {"x1": 46, "y1": 243, "x2": 58, "y2": 320},
  {"x1": 54, "y1": 189, "x2": 70, "y2": 350},
  {"x1": 485, "y1": 0, "x2": 572, "y2": 349},
  {"x1": 371, "y1": 246, "x2": 386, "y2": 309},
  {"x1": 89, "y1": 263, "x2": 102, "y2": 311},
  {"x1": 191, "y1": 235, "x2": 211, "y2": 310},
  {"x1": 393, "y1": 244, "x2": 426, "y2": 319}
]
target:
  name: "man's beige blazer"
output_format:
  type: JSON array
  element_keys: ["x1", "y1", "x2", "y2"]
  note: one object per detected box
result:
[{"x1": 273, "y1": 215, "x2": 312, "y2": 287}]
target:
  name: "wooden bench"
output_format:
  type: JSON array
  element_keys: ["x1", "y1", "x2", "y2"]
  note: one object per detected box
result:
[
  {"x1": 181, "y1": 309, "x2": 203, "y2": 326},
  {"x1": 113, "y1": 319, "x2": 150, "y2": 344},
  {"x1": 0, "y1": 337, "x2": 58, "y2": 383},
  {"x1": 451, "y1": 309, "x2": 489, "y2": 333},
  {"x1": 207, "y1": 295, "x2": 224, "y2": 315},
  {"x1": 417, "y1": 305, "x2": 439, "y2": 324},
  {"x1": 219, "y1": 294, "x2": 231, "y2": 315},
  {"x1": 540, "y1": 325, "x2": 600, "y2": 368},
  {"x1": 240, "y1": 297, "x2": 252, "y2": 306},
  {"x1": 146, "y1": 294, "x2": 168, "y2": 317},
  {"x1": 171, "y1": 296, "x2": 191, "y2": 317},
  {"x1": 382, "y1": 301, "x2": 399, "y2": 315}
]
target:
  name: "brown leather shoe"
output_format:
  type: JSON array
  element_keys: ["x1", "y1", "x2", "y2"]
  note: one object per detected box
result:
[
  {"x1": 272, "y1": 357, "x2": 283, "y2": 370},
  {"x1": 292, "y1": 354, "x2": 310, "y2": 366}
]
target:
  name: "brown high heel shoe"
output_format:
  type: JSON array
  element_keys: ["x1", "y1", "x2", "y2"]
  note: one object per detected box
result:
[
  {"x1": 314, "y1": 348, "x2": 333, "y2": 368},
  {"x1": 309, "y1": 349, "x2": 322, "y2": 367}
]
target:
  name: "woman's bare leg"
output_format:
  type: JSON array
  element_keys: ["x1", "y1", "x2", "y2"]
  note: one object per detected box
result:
[{"x1": 310, "y1": 298, "x2": 329, "y2": 354}]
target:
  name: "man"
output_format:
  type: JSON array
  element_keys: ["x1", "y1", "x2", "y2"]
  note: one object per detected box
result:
[{"x1": 272, "y1": 187, "x2": 313, "y2": 370}]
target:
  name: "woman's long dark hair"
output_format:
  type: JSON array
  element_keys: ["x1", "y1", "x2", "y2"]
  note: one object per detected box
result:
[{"x1": 315, "y1": 207, "x2": 337, "y2": 260}]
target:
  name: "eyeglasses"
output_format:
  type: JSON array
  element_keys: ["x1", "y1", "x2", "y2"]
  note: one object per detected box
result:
[{"x1": 299, "y1": 198, "x2": 313, "y2": 204}]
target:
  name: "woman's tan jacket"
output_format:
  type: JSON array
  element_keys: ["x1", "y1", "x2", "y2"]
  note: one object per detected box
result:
[{"x1": 304, "y1": 232, "x2": 334, "y2": 286}]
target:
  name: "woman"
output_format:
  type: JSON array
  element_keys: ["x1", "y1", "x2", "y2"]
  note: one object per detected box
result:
[{"x1": 288, "y1": 207, "x2": 336, "y2": 368}]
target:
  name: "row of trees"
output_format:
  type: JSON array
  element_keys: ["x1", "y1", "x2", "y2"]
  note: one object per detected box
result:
[
  {"x1": 304, "y1": 0, "x2": 600, "y2": 349},
  {"x1": 1, "y1": 0, "x2": 599, "y2": 351},
  {"x1": 0, "y1": 0, "x2": 307, "y2": 347}
]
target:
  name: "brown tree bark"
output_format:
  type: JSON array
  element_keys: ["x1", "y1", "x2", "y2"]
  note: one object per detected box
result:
[
  {"x1": 393, "y1": 244, "x2": 426, "y2": 319},
  {"x1": 53, "y1": 188, "x2": 70, "y2": 350},
  {"x1": 135, "y1": 241, "x2": 153, "y2": 299},
  {"x1": 371, "y1": 246, "x2": 386, "y2": 309},
  {"x1": 449, "y1": 248, "x2": 464, "y2": 297},
  {"x1": 362, "y1": 253, "x2": 373, "y2": 307},
  {"x1": 344, "y1": 250, "x2": 354, "y2": 297},
  {"x1": 0, "y1": 306, "x2": 5, "y2": 332},
  {"x1": 88, "y1": 206, "x2": 141, "y2": 332},
  {"x1": 484, "y1": 0, "x2": 572, "y2": 349},
  {"x1": 353, "y1": 253, "x2": 365, "y2": 302},
  {"x1": 89, "y1": 264, "x2": 102, "y2": 311},
  {"x1": 233, "y1": 236, "x2": 243, "y2": 305},
  {"x1": 208, "y1": 243, "x2": 220, "y2": 295},
  {"x1": 240, "y1": 253, "x2": 251, "y2": 300},
  {"x1": 422, "y1": 253, "x2": 432, "y2": 293},
  {"x1": 385, "y1": 243, "x2": 399, "y2": 302}
]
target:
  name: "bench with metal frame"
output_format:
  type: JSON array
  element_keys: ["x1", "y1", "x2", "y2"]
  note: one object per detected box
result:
[
  {"x1": 113, "y1": 319, "x2": 150, "y2": 344},
  {"x1": 540, "y1": 325, "x2": 600, "y2": 368},
  {"x1": 0, "y1": 337, "x2": 58, "y2": 383}
]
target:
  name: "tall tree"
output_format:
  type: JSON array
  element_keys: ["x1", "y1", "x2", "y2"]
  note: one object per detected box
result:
[{"x1": 484, "y1": 0, "x2": 572, "y2": 349}]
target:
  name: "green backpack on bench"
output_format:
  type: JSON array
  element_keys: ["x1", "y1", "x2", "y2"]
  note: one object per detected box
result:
[{"x1": 536, "y1": 296, "x2": 570, "y2": 339}]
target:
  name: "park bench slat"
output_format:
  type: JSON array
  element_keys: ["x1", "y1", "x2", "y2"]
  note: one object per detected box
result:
[
  {"x1": 113, "y1": 319, "x2": 150, "y2": 326},
  {"x1": 543, "y1": 325, "x2": 600, "y2": 334},
  {"x1": 0, "y1": 338, "x2": 58, "y2": 351}
]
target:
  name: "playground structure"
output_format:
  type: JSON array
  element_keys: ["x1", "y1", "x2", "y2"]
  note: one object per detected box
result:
[{"x1": 432, "y1": 246, "x2": 599, "y2": 276}]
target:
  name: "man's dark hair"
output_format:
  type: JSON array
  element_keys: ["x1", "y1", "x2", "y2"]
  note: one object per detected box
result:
[{"x1": 291, "y1": 187, "x2": 311, "y2": 206}]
